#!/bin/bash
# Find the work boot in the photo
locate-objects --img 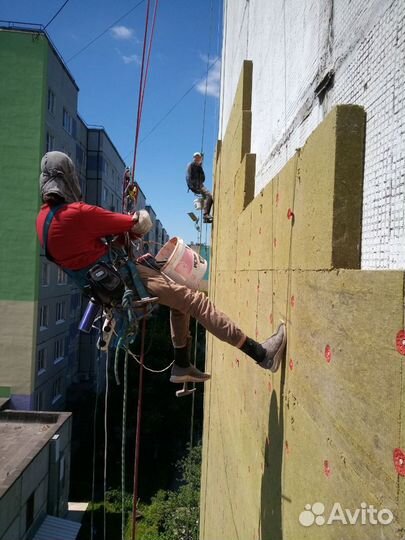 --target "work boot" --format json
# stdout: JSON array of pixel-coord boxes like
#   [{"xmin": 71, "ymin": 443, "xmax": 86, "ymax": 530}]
[
  {"xmin": 240, "ymin": 323, "xmax": 287, "ymax": 372},
  {"xmin": 258, "ymin": 323, "xmax": 287, "ymax": 372},
  {"xmin": 203, "ymin": 215, "xmax": 213, "ymax": 224},
  {"xmin": 170, "ymin": 364, "xmax": 211, "ymax": 384}
]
